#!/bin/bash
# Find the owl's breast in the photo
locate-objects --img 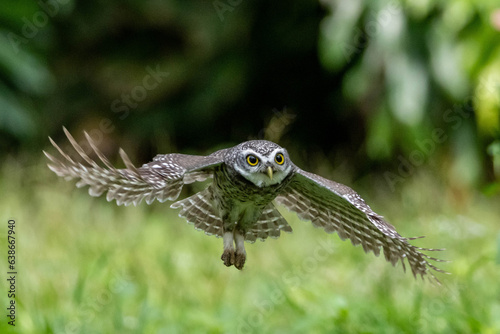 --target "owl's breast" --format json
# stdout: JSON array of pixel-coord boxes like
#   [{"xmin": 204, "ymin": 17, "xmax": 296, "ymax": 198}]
[{"xmin": 212, "ymin": 165, "xmax": 290, "ymax": 230}]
